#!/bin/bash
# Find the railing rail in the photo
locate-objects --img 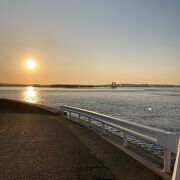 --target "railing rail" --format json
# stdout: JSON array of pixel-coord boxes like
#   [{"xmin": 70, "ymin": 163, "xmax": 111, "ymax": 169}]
[{"xmin": 60, "ymin": 105, "xmax": 180, "ymax": 174}]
